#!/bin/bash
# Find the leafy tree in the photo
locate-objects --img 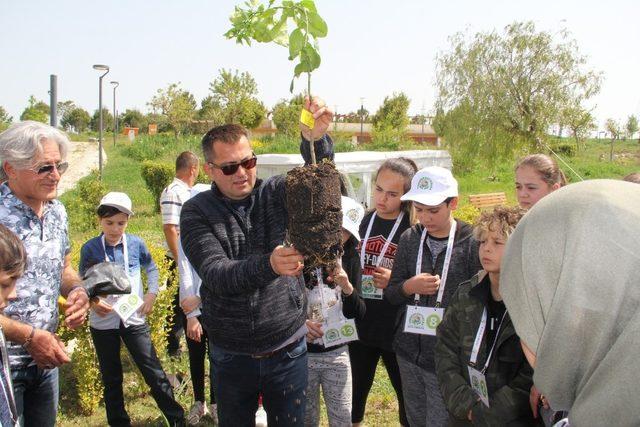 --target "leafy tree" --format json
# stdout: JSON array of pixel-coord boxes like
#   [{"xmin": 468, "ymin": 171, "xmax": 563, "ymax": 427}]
[
  {"xmin": 357, "ymin": 107, "xmax": 369, "ymax": 122},
  {"xmin": 61, "ymin": 107, "xmax": 91, "ymax": 132},
  {"xmin": 272, "ymin": 94, "xmax": 304, "ymax": 137},
  {"xmin": 20, "ymin": 95, "xmax": 50, "ymax": 123},
  {"xmin": 372, "ymin": 92, "xmax": 410, "ymax": 132},
  {"xmin": 435, "ymin": 21, "xmax": 602, "ymax": 166},
  {"xmin": 210, "ymin": 69, "xmax": 266, "ymax": 129},
  {"xmin": 433, "ymin": 102, "xmax": 514, "ymax": 172},
  {"xmin": 57, "ymin": 100, "xmax": 76, "ymax": 124},
  {"xmin": 0, "ymin": 106, "xmax": 12, "ymax": 131},
  {"xmin": 369, "ymin": 92, "xmax": 411, "ymax": 147},
  {"xmin": 90, "ymin": 108, "xmax": 114, "ymax": 132},
  {"xmin": 605, "ymin": 118, "xmax": 621, "ymax": 161},
  {"xmin": 225, "ymin": 0, "xmax": 328, "ymax": 94},
  {"xmin": 625, "ymin": 115, "xmax": 638, "ymax": 139},
  {"xmin": 338, "ymin": 109, "xmax": 368, "ymax": 123},
  {"xmin": 120, "ymin": 109, "xmax": 147, "ymax": 130},
  {"xmin": 145, "ymin": 112, "xmax": 171, "ymax": 133},
  {"xmin": 561, "ymin": 106, "xmax": 595, "ymax": 152},
  {"xmin": 411, "ymin": 114, "xmax": 428, "ymax": 125},
  {"xmin": 147, "ymin": 83, "xmax": 197, "ymax": 137},
  {"xmin": 198, "ymin": 96, "xmax": 224, "ymax": 122}
]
